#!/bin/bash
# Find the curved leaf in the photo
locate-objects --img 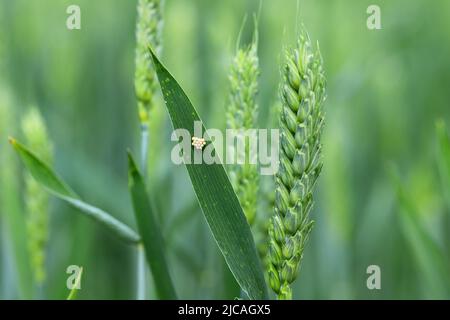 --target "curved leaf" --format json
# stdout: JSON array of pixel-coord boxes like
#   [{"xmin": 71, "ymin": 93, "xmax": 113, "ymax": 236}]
[
  {"xmin": 128, "ymin": 152, "xmax": 177, "ymax": 299},
  {"xmin": 436, "ymin": 120, "xmax": 450, "ymax": 208},
  {"xmin": 148, "ymin": 49, "xmax": 268, "ymax": 300},
  {"xmin": 9, "ymin": 138, "xmax": 140, "ymax": 244},
  {"xmin": 390, "ymin": 168, "xmax": 450, "ymax": 297}
]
